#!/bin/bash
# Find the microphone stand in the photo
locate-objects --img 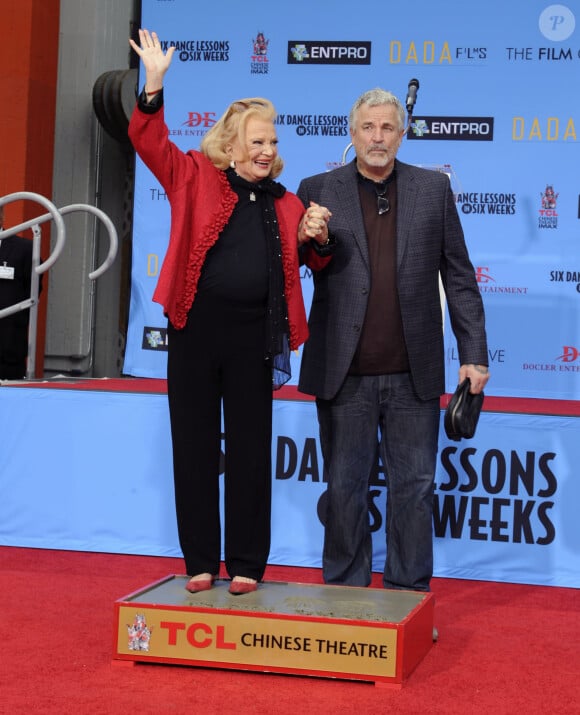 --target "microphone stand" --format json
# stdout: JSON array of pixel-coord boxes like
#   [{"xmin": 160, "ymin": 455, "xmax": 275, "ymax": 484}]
[{"xmin": 404, "ymin": 78, "xmax": 420, "ymax": 135}]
